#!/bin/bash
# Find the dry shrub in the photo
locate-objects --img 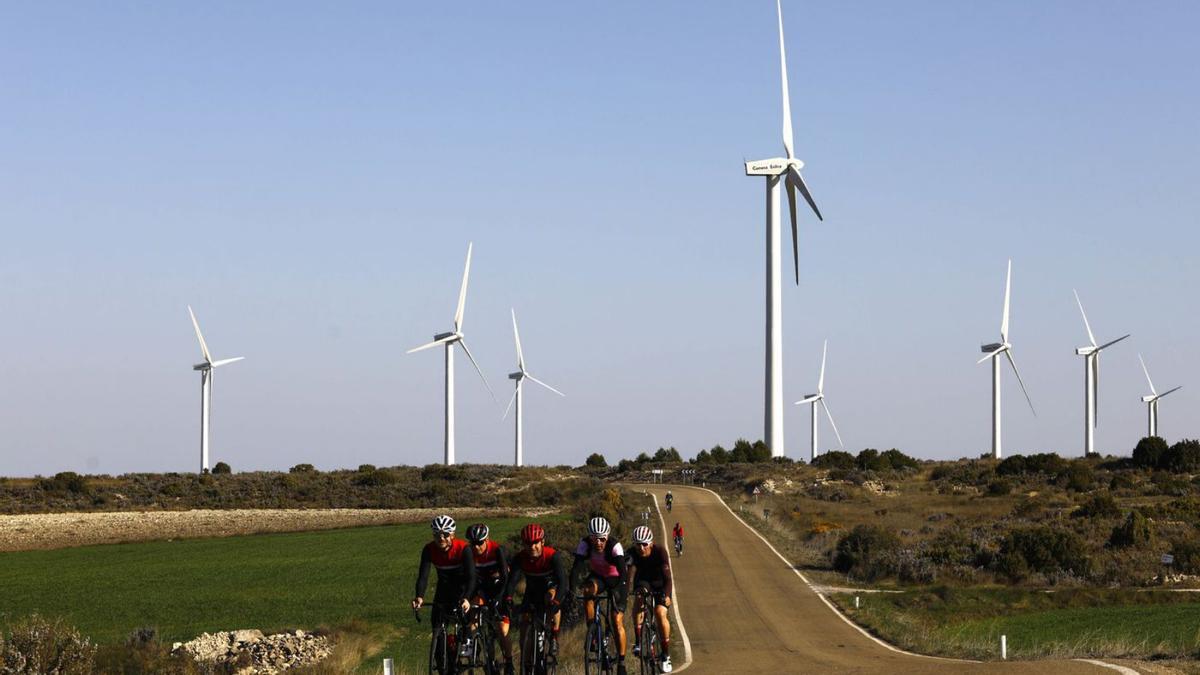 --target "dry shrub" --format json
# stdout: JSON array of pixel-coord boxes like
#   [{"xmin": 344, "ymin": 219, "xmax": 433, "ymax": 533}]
[{"xmin": 0, "ymin": 614, "xmax": 97, "ymax": 674}]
